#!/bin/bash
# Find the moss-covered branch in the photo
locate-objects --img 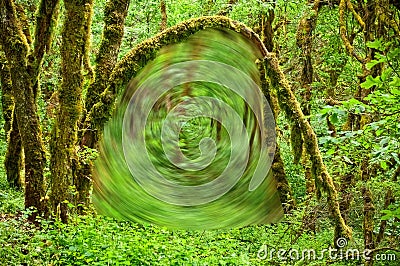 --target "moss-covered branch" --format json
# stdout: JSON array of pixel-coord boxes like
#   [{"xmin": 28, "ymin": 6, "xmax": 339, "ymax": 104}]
[
  {"xmin": 256, "ymin": 6, "xmax": 295, "ymax": 212},
  {"xmin": 28, "ymin": 0, "xmax": 60, "ymax": 96},
  {"xmin": 339, "ymin": 0, "xmax": 365, "ymax": 63},
  {"xmin": 81, "ymin": 15, "xmax": 349, "ymax": 237},
  {"xmin": 83, "ymin": 0, "xmax": 130, "ymax": 124},
  {"xmin": 264, "ymin": 54, "xmax": 352, "ymax": 239},
  {"xmin": 346, "ymin": 0, "xmax": 365, "ymax": 30}
]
